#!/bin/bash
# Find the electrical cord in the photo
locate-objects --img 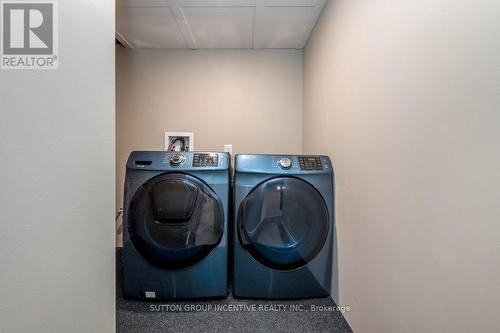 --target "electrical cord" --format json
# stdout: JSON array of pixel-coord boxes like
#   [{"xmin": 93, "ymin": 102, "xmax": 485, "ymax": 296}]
[
  {"xmin": 116, "ymin": 208, "xmax": 123, "ymax": 234},
  {"xmin": 116, "ymin": 208, "xmax": 123, "ymax": 220},
  {"xmin": 167, "ymin": 137, "xmax": 187, "ymax": 151}
]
